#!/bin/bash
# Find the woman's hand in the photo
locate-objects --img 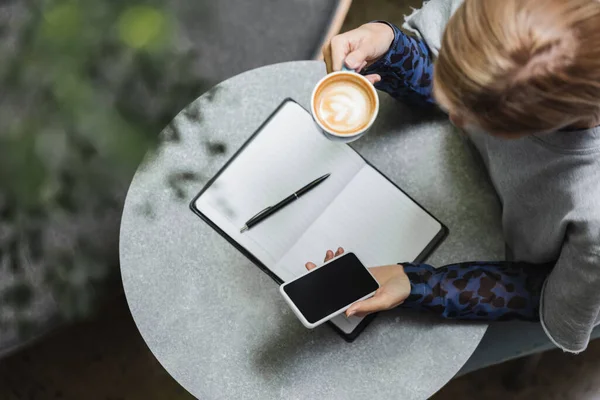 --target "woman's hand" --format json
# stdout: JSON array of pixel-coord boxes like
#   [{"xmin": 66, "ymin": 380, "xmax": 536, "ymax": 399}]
[
  {"xmin": 322, "ymin": 22, "xmax": 395, "ymax": 84},
  {"xmin": 305, "ymin": 247, "xmax": 411, "ymax": 318}
]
